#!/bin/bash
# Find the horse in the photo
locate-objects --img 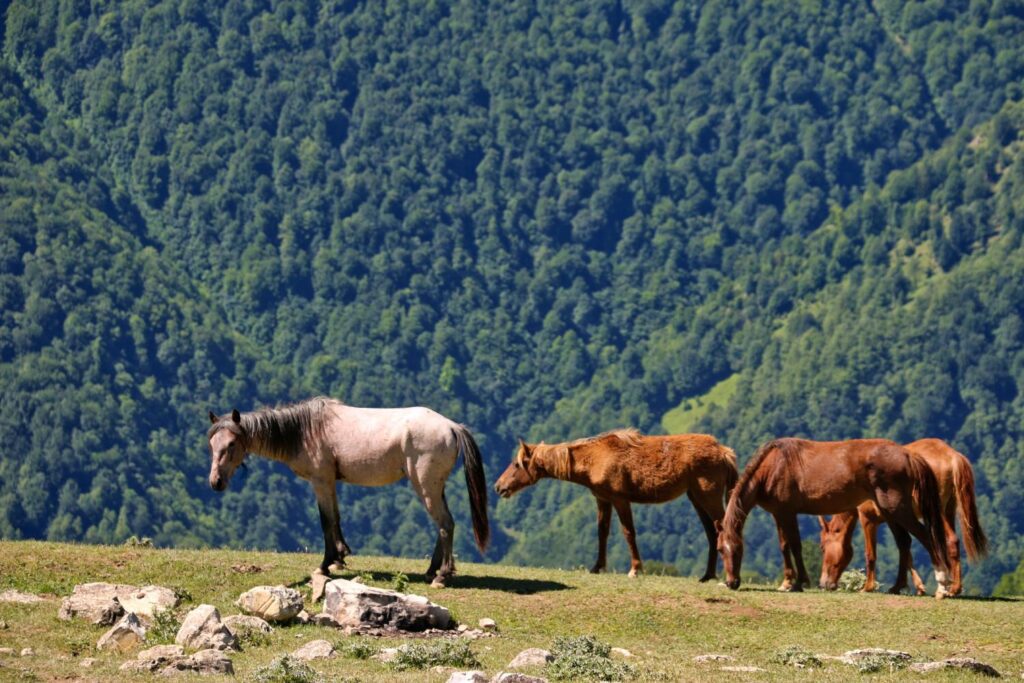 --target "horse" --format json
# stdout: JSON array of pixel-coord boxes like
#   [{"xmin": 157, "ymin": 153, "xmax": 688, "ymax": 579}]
[
  {"xmin": 494, "ymin": 429, "xmax": 738, "ymax": 580},
  {"xmin": 207, "ymin": 396, "xmax": 489, "ymax": 587},
  {"xmin": 716, "ymin": 438, "xmax": 953, "ymax": 597},
  {"xmin": 818, "ymin": 438, "xmax": 987, "ymax": 595}
]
